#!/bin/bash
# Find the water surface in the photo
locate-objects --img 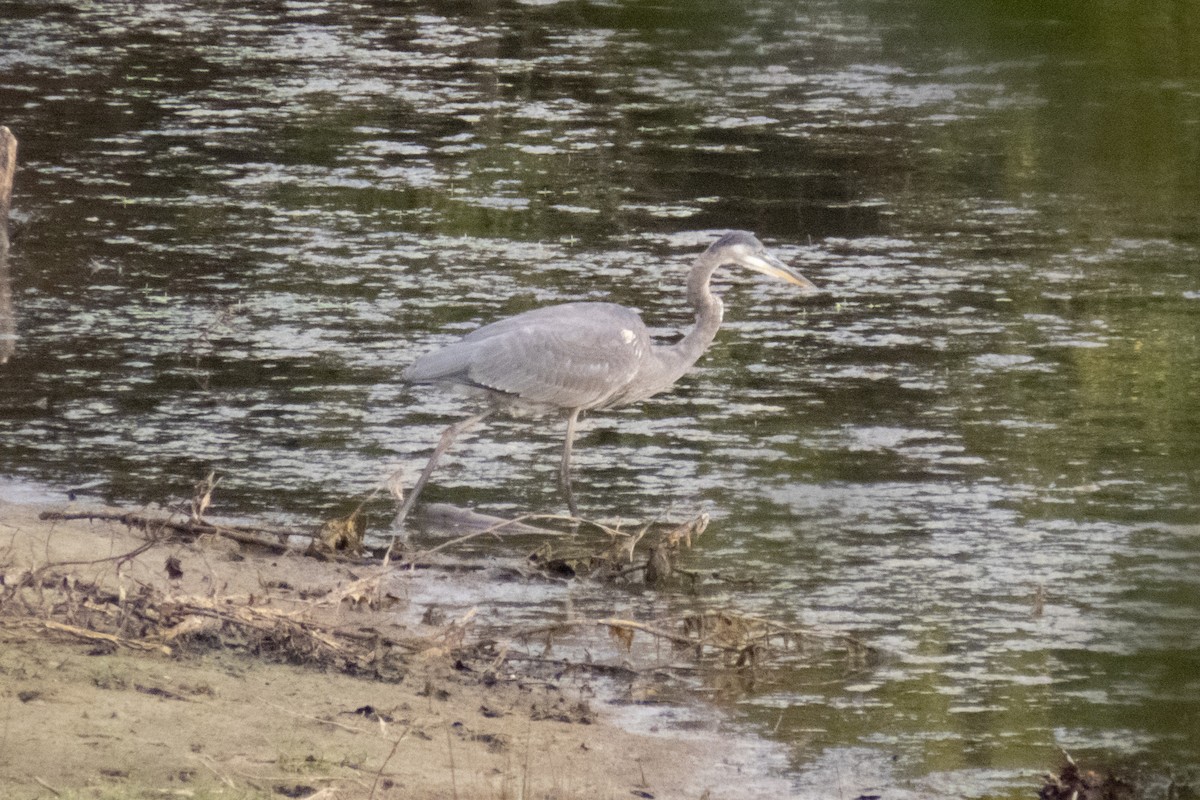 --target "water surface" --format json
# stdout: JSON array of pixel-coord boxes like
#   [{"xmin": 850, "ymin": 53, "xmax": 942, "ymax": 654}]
[{"xmin": 1, "ymin": 1, "xmax": 1198, "ymax": 796}]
